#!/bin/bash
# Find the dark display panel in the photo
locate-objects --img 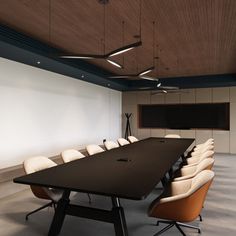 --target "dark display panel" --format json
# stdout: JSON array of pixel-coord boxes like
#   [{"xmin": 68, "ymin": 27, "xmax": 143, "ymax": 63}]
[{"xmin": 139, "ymin": 103, "xmax": 229, "ymax": 130}]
